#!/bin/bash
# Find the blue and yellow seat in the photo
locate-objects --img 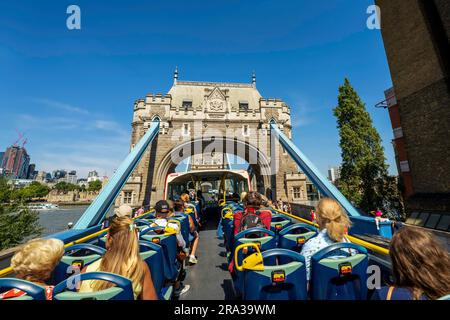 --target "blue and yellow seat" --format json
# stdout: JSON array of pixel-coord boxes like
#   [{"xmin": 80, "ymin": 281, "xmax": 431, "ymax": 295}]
[
  {"xmin": 53, "ymin": 243, "xmax": 106, "ymax": 284},
  {"xmin": 53, "ymin": 272, "xmax": 134, "ymax": 300},
  {"xmin": 238, "ymin": 247, "xmax": 308, "ymax": 300},
  {"xmin": 139, "ymin": 226, "xmax": 179, "ymax": 281},
  {"xmin": 278, "ymin": 223, "xmax": 318, "ymax": 257},
  {"xmin": 232, "ymin": 227, "xmax": 277, "ymax": 297},
  {"xmin": 139, "ymin": 240, "xmax": 171, "ymax": 300},
  {"xmin": 311, "ymin": 243, "xmax": 368, "ymax": 300}
]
